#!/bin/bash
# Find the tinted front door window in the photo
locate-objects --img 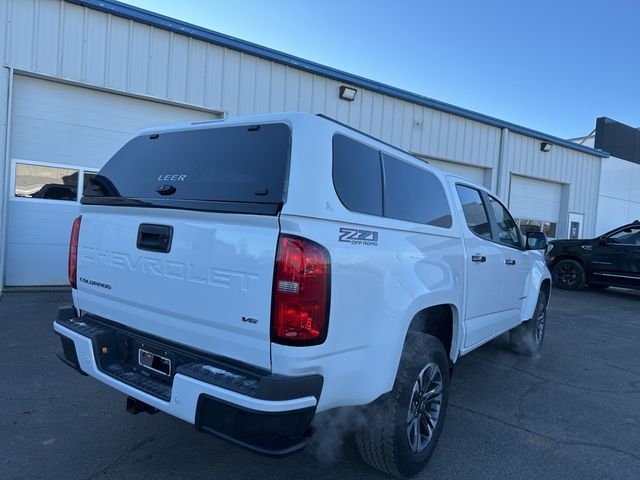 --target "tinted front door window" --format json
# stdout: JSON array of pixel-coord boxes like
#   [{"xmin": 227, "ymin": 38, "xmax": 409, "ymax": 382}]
[
  {"xmin": 593, "ymin": 226, "xmax": 640, "ymax": 284},
  {"xmin": 608, "ymin": 227, "xmax": 640, "ymax": 245},
  {"xmin": 488, "ymin": 196, "xmax": 523, "ymax": 249}
]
